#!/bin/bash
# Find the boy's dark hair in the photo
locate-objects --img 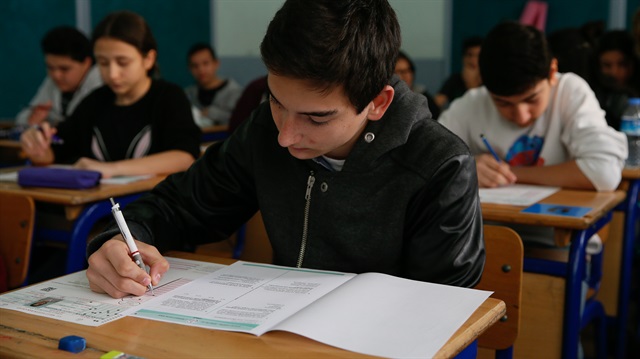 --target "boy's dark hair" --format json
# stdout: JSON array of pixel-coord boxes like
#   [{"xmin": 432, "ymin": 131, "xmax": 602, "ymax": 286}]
[
  {"xmin": 41, "ymin": 26, "xmax": 92, "ymax": 63},
  {"xmin": 462, "ymin": 36, "xmax": 483, "ymax": 53},
  {"xmin": 547, "ymin": 28, "xmax": 592, "ymax": 81},
  {"xmin": 187, "ymin": 43, "xmax": 217, "ymax": 62},
  {"xmin": 397, "ymin": 50, "xmax": 416, "ymax": 74},
  {"xmin": 594, "ymin": 30, "xmax": 635, "ymax": 63},
  {"xmin": 92, "ymin": 11, "xmax": 158, "ymax": 77},
  {"xmin": 479, "ymin": 22, "xmax": 552, "ymax": 96},
  {"xmin": 260, "ymin": 0, "xmax": 401, "ymax": 114}
]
